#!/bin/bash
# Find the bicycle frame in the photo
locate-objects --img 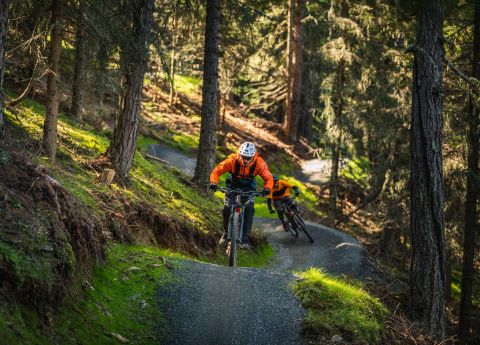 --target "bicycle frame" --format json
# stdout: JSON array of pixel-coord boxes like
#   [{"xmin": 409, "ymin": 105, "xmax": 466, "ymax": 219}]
[
  {"xmin": 218, "ymin": 187, "xmax": 262, "ymax": 267},
  {"xmin": 279, "ymin": 196, "xmax": 314, "ymax": 243}
]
